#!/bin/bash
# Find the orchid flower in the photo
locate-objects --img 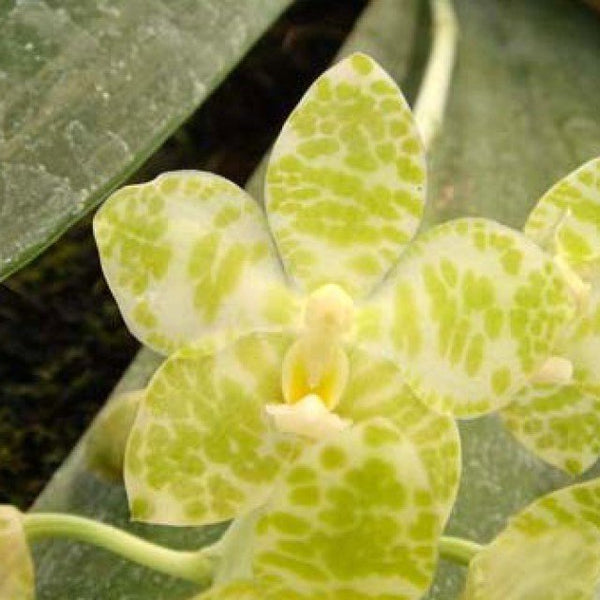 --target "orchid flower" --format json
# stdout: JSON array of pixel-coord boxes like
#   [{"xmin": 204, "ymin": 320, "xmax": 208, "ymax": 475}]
[
  {"xmin": 91, "ymin": 53, "xmax": 574, "ymax": 597},
  {"xmin": 462, "ymin": 476, "xmax": 600, "ymax": 599},
  {"xmin": 497, "ymin": 157, "xmax": 600, "ymax": 475}
]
